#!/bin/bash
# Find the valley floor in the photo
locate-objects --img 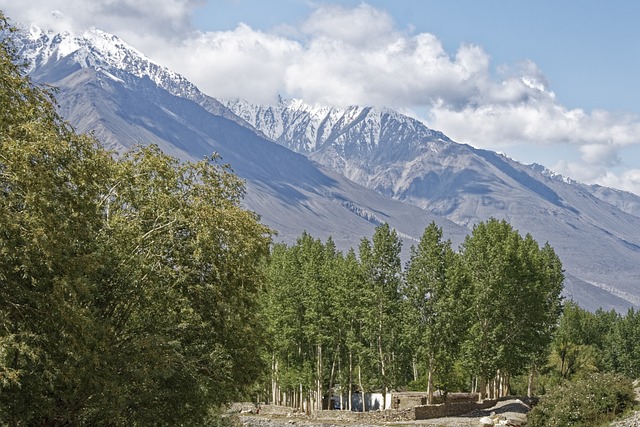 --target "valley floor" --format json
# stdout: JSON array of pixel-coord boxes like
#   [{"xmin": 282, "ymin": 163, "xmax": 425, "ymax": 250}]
[
  {"xmin": 239, "ymin": 398, "xmax": 640, "ymax": 427},
  {"xmin": 238, "ymin": 398, "xmax": 529, "ymax": 427}
]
